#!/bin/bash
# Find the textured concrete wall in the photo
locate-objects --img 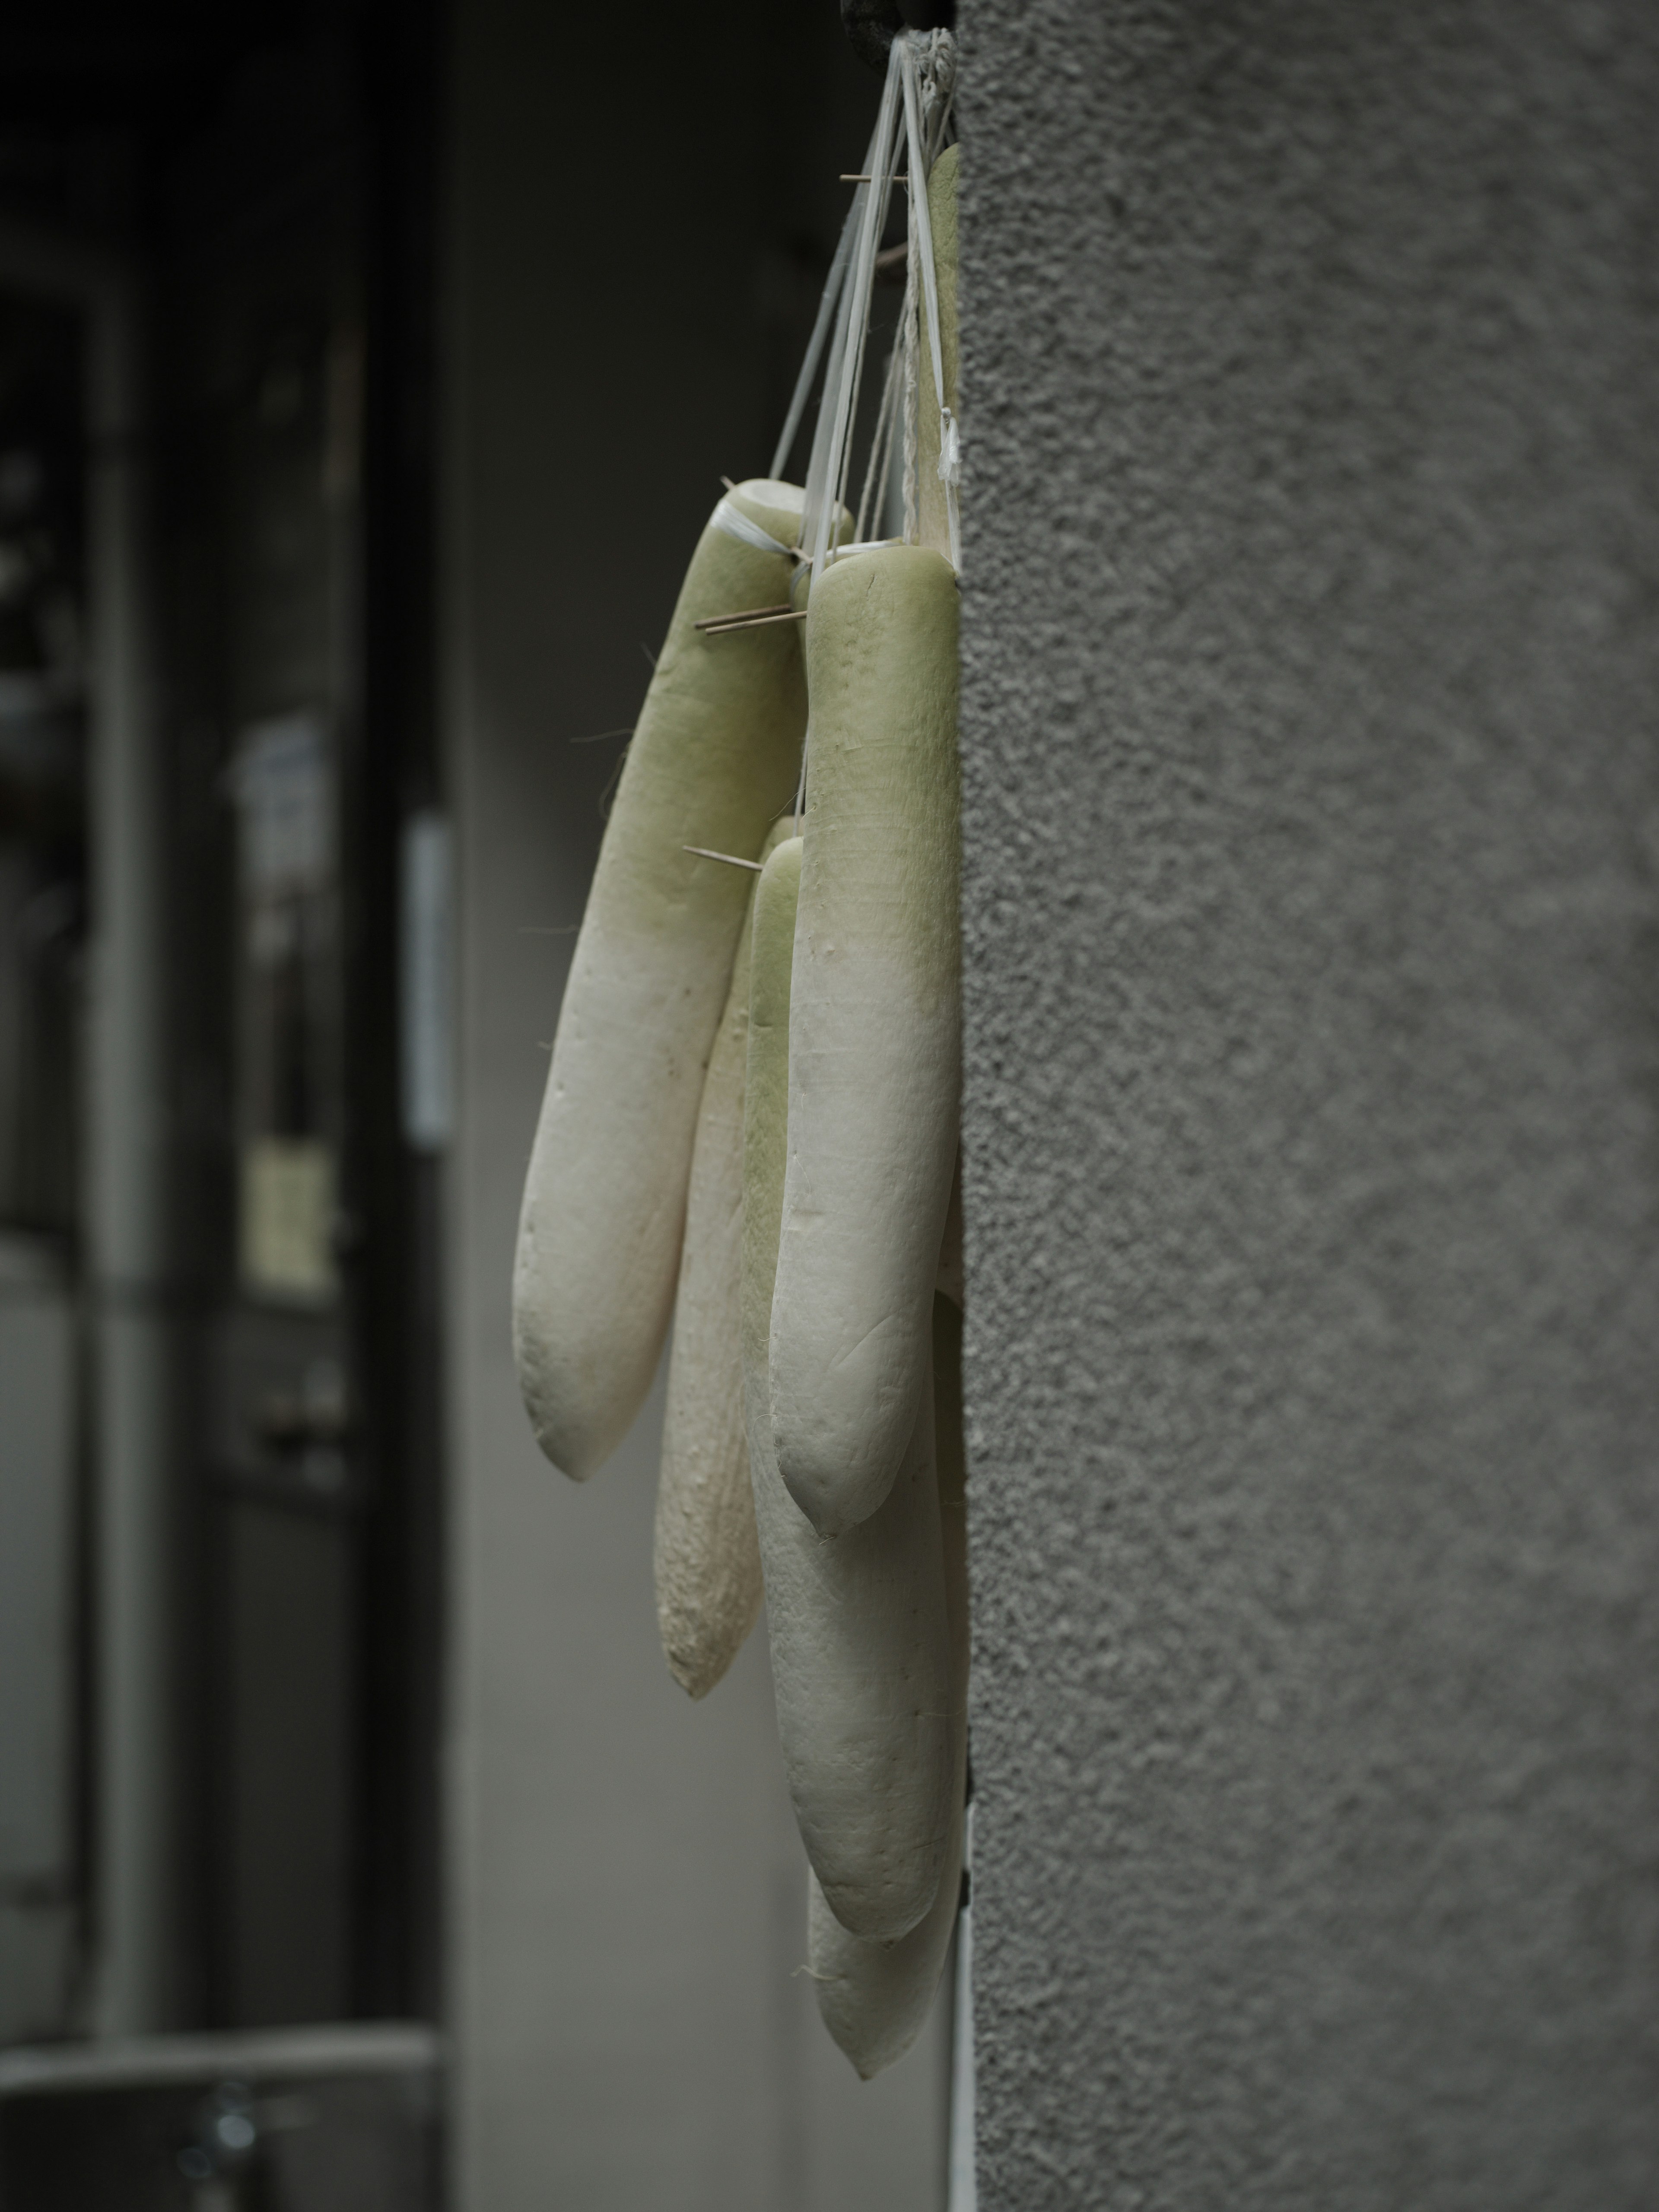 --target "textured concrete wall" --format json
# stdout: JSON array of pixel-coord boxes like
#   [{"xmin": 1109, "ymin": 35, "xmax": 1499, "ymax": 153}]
[{"xmin": 954, "ymin": 5, "xmax": 1659, "ymax": 2206}]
